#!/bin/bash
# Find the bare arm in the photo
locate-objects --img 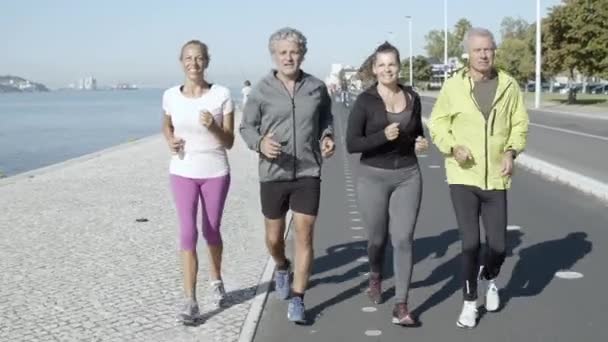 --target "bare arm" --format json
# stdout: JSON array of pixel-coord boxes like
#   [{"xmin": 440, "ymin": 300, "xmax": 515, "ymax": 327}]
[
  {"xmin": 208, "ymin": 112, "xmax": 235, "ymax": 149},
  {"xmin": 162, "ymin": 112, "xmax": 174, "ymax": 143}
]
